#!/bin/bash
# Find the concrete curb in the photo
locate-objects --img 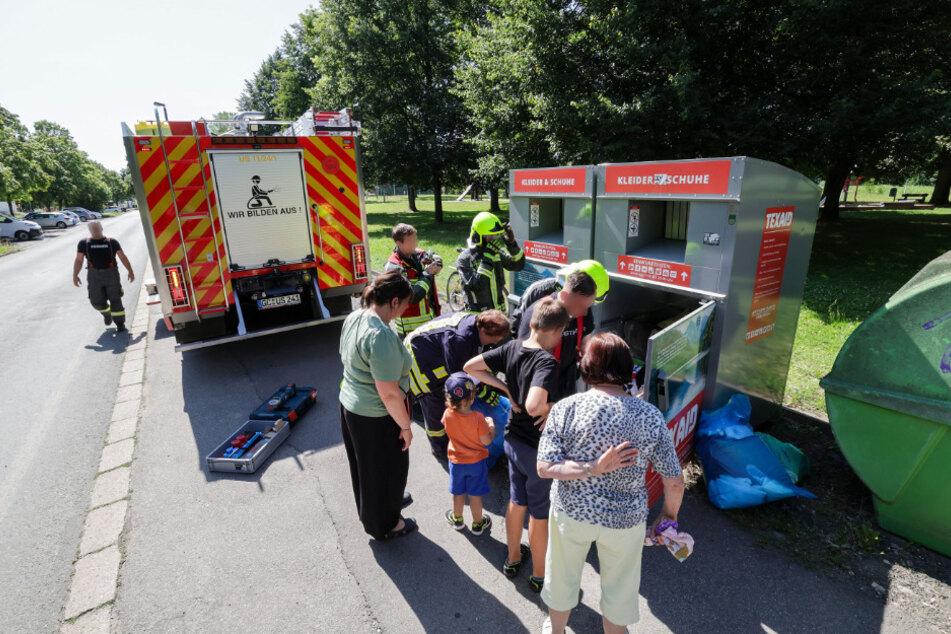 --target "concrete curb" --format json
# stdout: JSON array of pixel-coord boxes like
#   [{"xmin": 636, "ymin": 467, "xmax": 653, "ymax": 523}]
[{"xmin": 59, "ymin": 285, "xmax": 151, "ymax": 632}]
